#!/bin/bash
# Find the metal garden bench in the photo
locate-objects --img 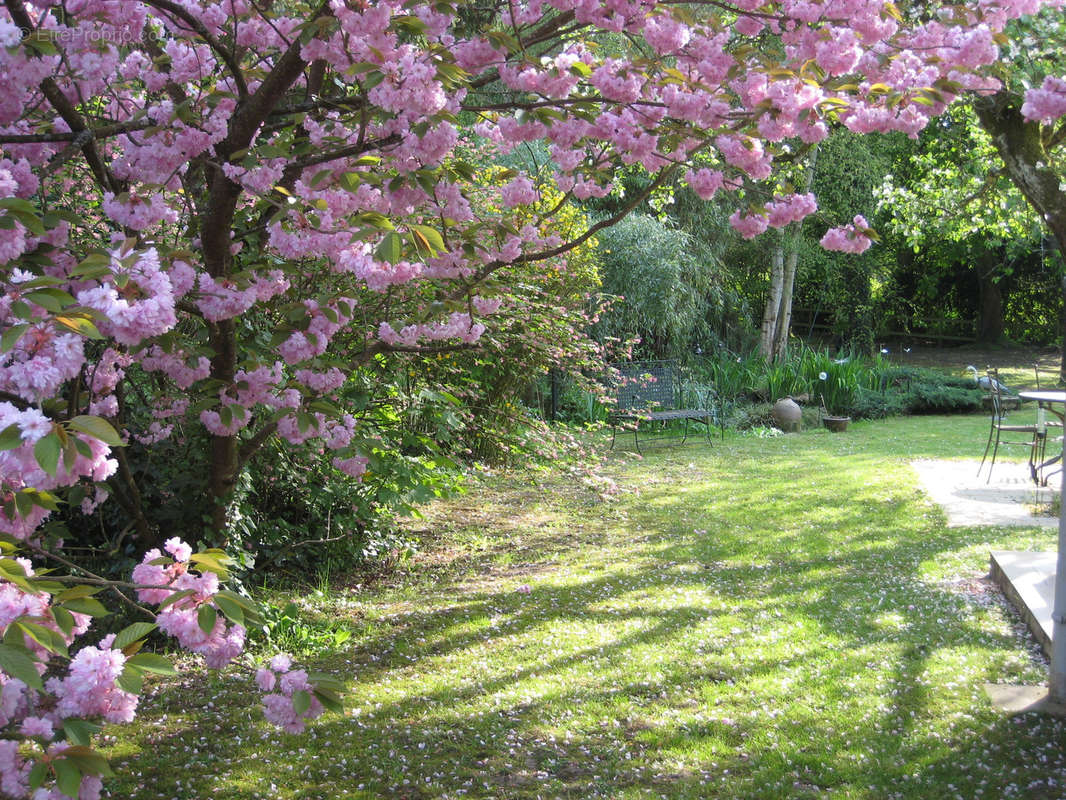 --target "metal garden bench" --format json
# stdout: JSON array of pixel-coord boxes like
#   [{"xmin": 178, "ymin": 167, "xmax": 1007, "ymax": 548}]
[{"xmin": 608, "ymin": 360, "xmax": 721, "ymax": 452}]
